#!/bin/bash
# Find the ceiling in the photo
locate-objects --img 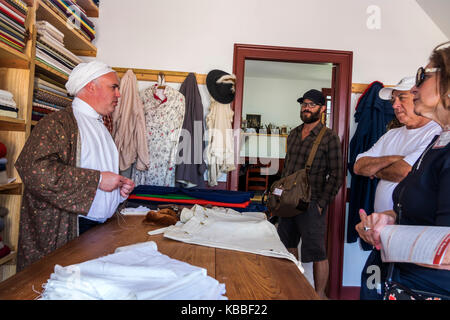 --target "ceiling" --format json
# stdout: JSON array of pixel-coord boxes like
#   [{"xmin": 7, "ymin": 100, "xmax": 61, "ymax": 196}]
[
  {"xmin": 416, "ymin": 0, "xmax": 450, "ymax": 39},
  {"xmin": 245, "ymin": 60, "xmax": 333, "ymax": 82}
]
